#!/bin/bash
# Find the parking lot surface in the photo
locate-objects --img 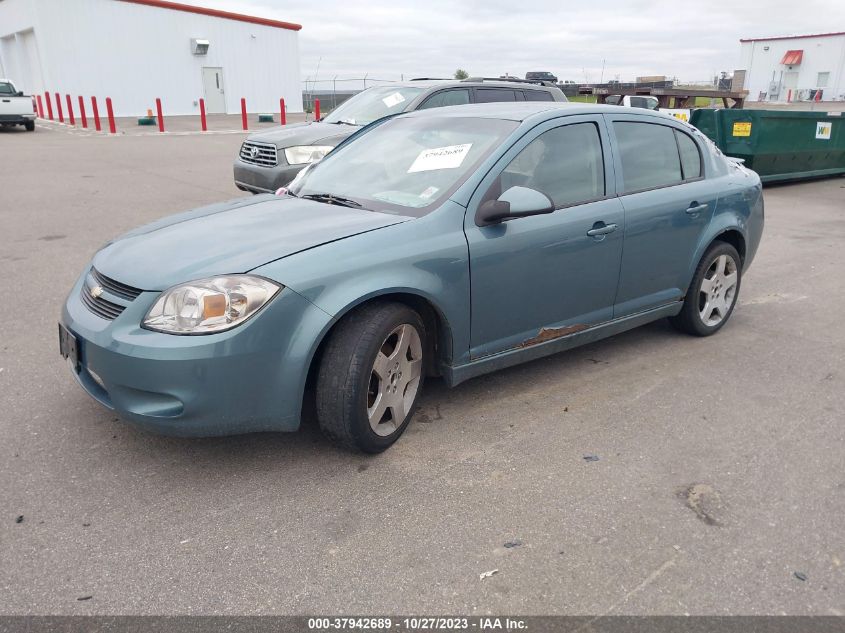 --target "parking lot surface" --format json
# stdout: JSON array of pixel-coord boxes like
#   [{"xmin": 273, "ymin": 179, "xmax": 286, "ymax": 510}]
[{"xmin": 1, "ymin": 122, "xmax": 843, "ymax": 615}]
